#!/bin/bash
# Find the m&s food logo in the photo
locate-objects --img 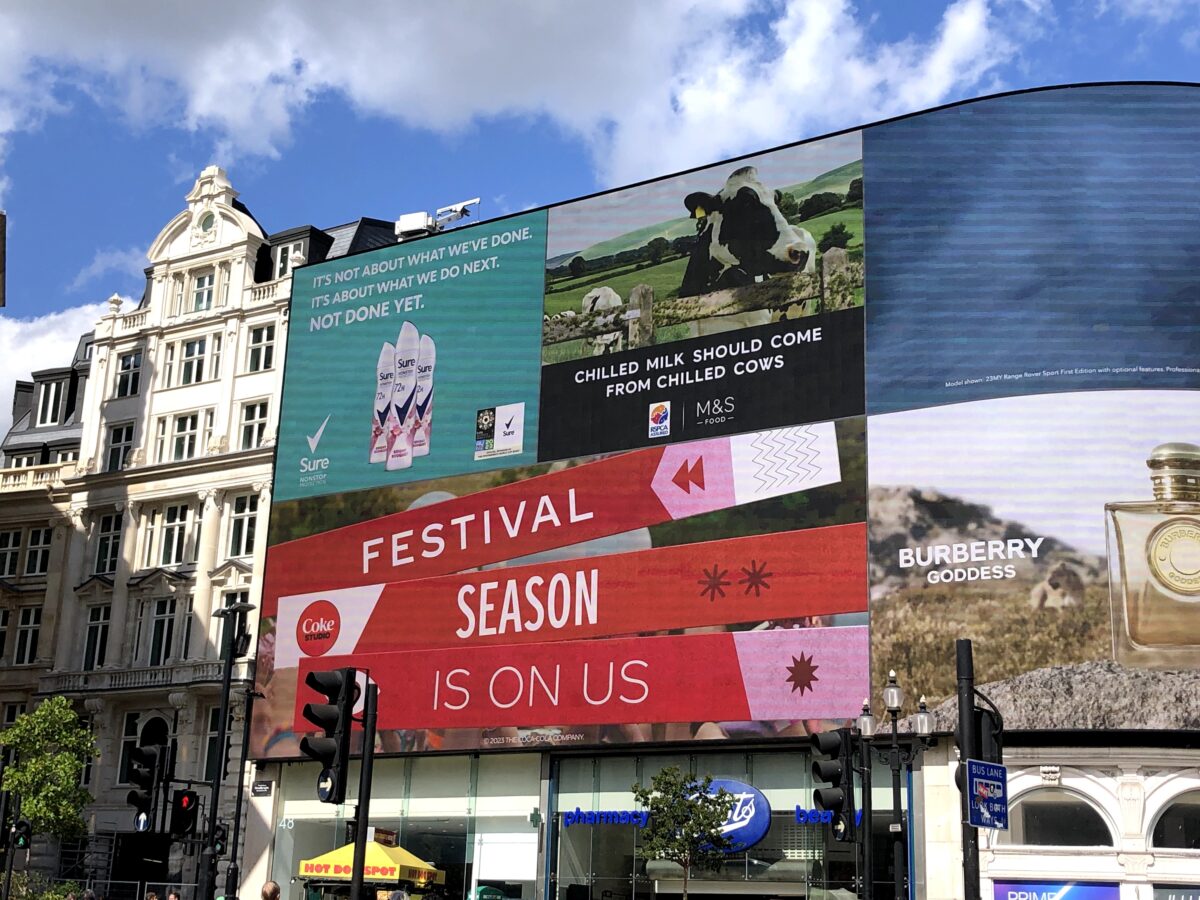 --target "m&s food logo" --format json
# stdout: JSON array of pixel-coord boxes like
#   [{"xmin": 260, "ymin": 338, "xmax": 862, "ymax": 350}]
[
  {"xmin": 296, "ymin": 599, "xmax": 341, "ymax": 657},
  {"xmin": 648, "ymin": 401, "xmax": 671, "ymax": 439}
]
